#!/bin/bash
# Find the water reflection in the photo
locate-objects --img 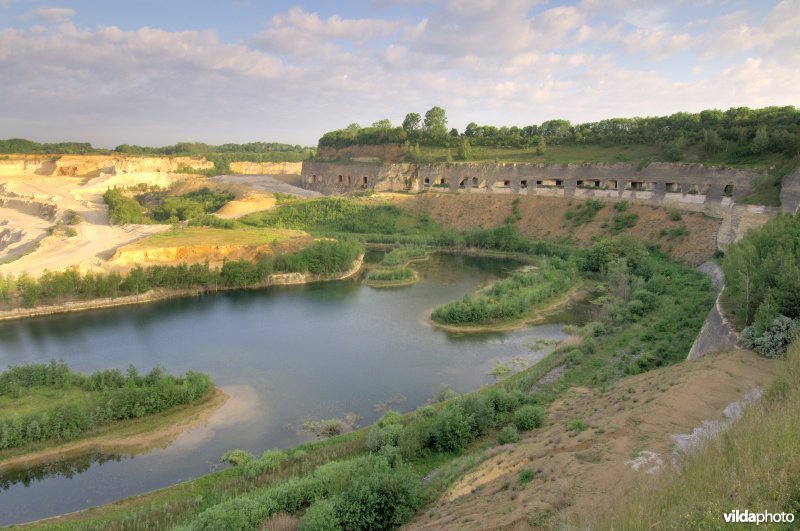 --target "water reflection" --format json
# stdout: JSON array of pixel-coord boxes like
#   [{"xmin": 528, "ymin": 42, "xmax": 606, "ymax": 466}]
[{"xmin": 0, "ymin": 453, "xmax": 124, "ymax": 491}]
